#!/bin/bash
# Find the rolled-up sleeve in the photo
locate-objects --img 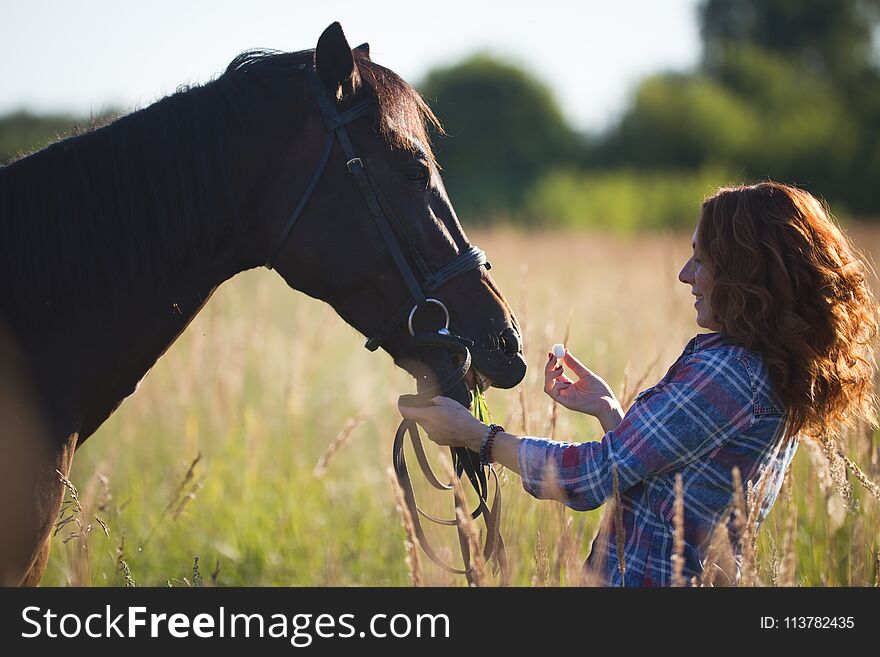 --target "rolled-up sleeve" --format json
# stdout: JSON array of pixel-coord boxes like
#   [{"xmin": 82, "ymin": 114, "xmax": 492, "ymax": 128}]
[{"xmin": 517, "ymin": 349, "xmax": 754, "ymax": 511}]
